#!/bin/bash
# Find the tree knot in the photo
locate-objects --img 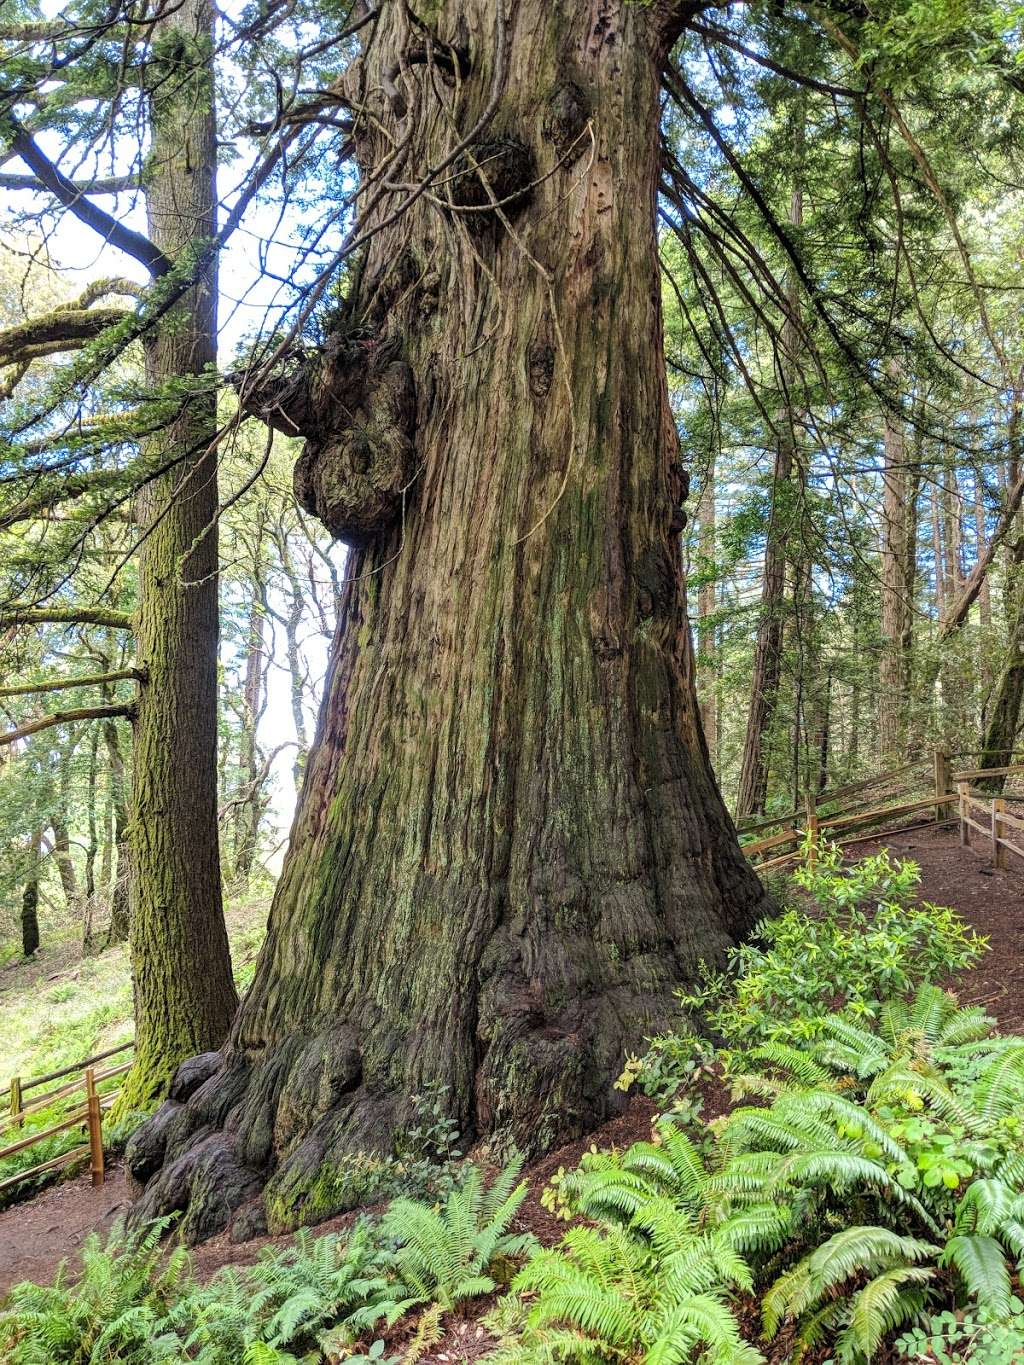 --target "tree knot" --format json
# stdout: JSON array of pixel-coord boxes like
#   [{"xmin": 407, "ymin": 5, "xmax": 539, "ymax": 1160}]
[{"xmin": 238, "ymin": 333, "xmax": 417, "ymax": 546}]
